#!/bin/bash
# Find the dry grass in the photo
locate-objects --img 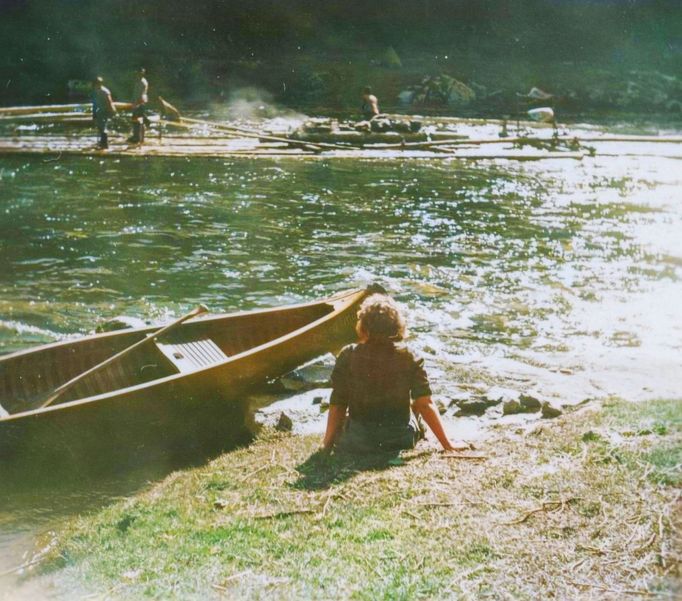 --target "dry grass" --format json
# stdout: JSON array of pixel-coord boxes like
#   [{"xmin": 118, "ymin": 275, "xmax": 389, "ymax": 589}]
[{"xmin": 35, "ymin": 398, "xmax": 681, "ymax": 600}]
